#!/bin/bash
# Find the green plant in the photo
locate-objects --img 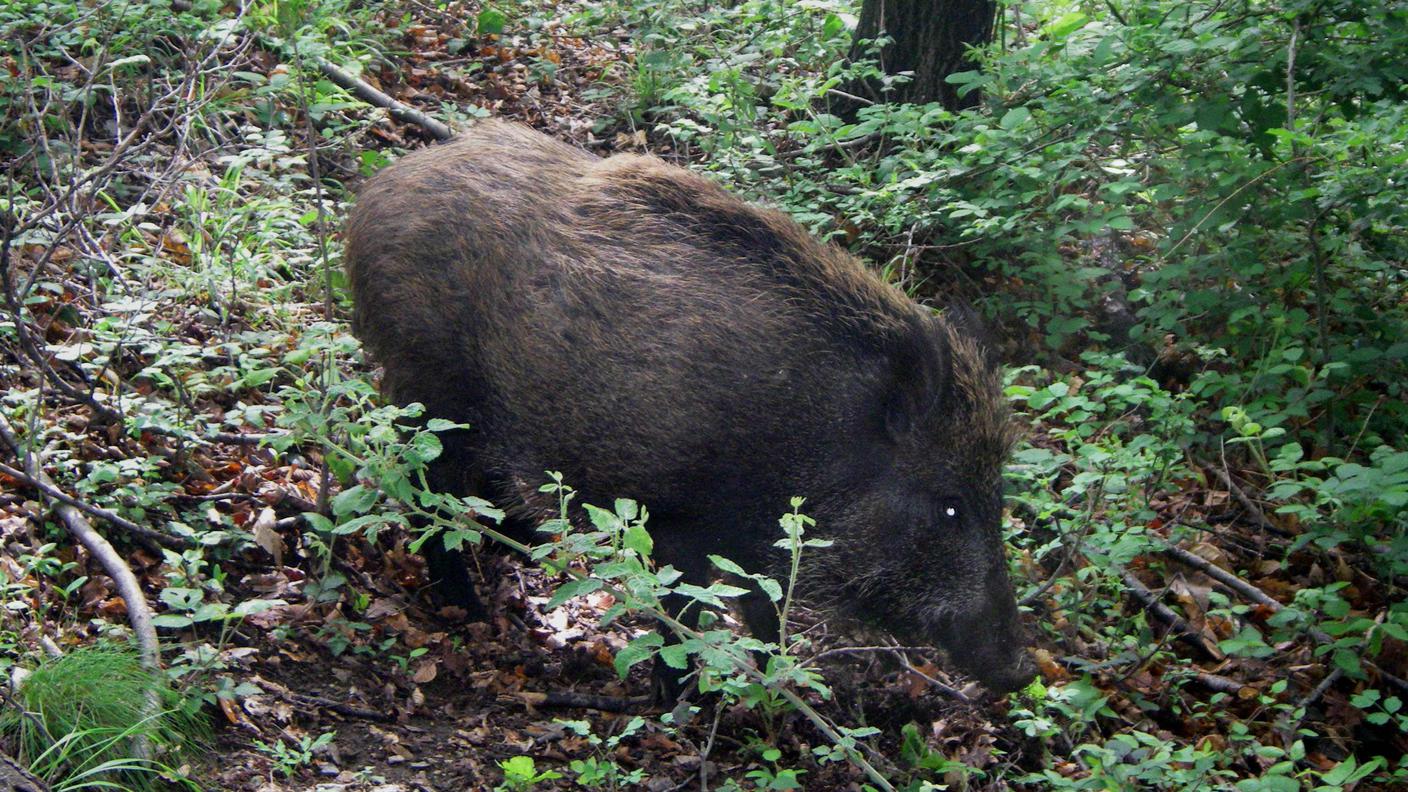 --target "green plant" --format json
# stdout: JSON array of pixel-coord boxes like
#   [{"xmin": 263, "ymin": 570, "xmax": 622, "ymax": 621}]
[
  {"xmin": 0, "ymin": 642, "xmax": 206, "ymax": 791},
  {"xmin": 253, "ymin": 730, "xmax": 335, "ymax": 778},
  {"xmin": 557, "ymin": 718, "xmax": 648, "ymax": 789},
  {"xmin": 496, "ymin": 755, "xmax": 563, "ymax": 790}
]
